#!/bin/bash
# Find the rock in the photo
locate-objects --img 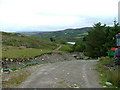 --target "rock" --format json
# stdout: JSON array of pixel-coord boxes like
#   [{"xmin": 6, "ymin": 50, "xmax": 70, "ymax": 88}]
[
  {"xmin": 67, "ymin": 73, "xmax": 70, "ymax": 75},
  {"xmin": 71, "ymin": 84, "xmax": 81, "ymax": 88},
  {"xmin": 54, "ymin": 78, "xmax": 58, "ymax": 80},
  {"xmin": 4, "ymin": 72, "xmax": 9, "ymax": 74},
  {"xmin": 105, "ymin": 82, "xmax": 112, "ymax": 86},
  {"xmin": 2, "ymin": 78, "xmax": 10, "ymax": 82},
  {"xmin": 14, "ymin": 70, "xmax": 18, "ymax": 72},
  {"xmin": 76, "ymin": 56, "xmax": 80, "ymax": 59},
  {"xmin": 18, "ymin": 62, "xmax": 21, "ymax": 64},
  {"xmin": 0, "ymin": 68, "xmax": 3, "ymax": 73},
  {"xmin": 103, "ymin": 86, "xmax": 107, "ymax": 87},
  {"xmin": 9, "ymin": 69, "xmax": 13, "ymax": 72},
  {"xmin": 5, "ymin": 58, "xmax": 8, "ymax": 61},
  {"xmin": 10, "ymin": 59, "xmax": 13, "ymax": 62}
]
